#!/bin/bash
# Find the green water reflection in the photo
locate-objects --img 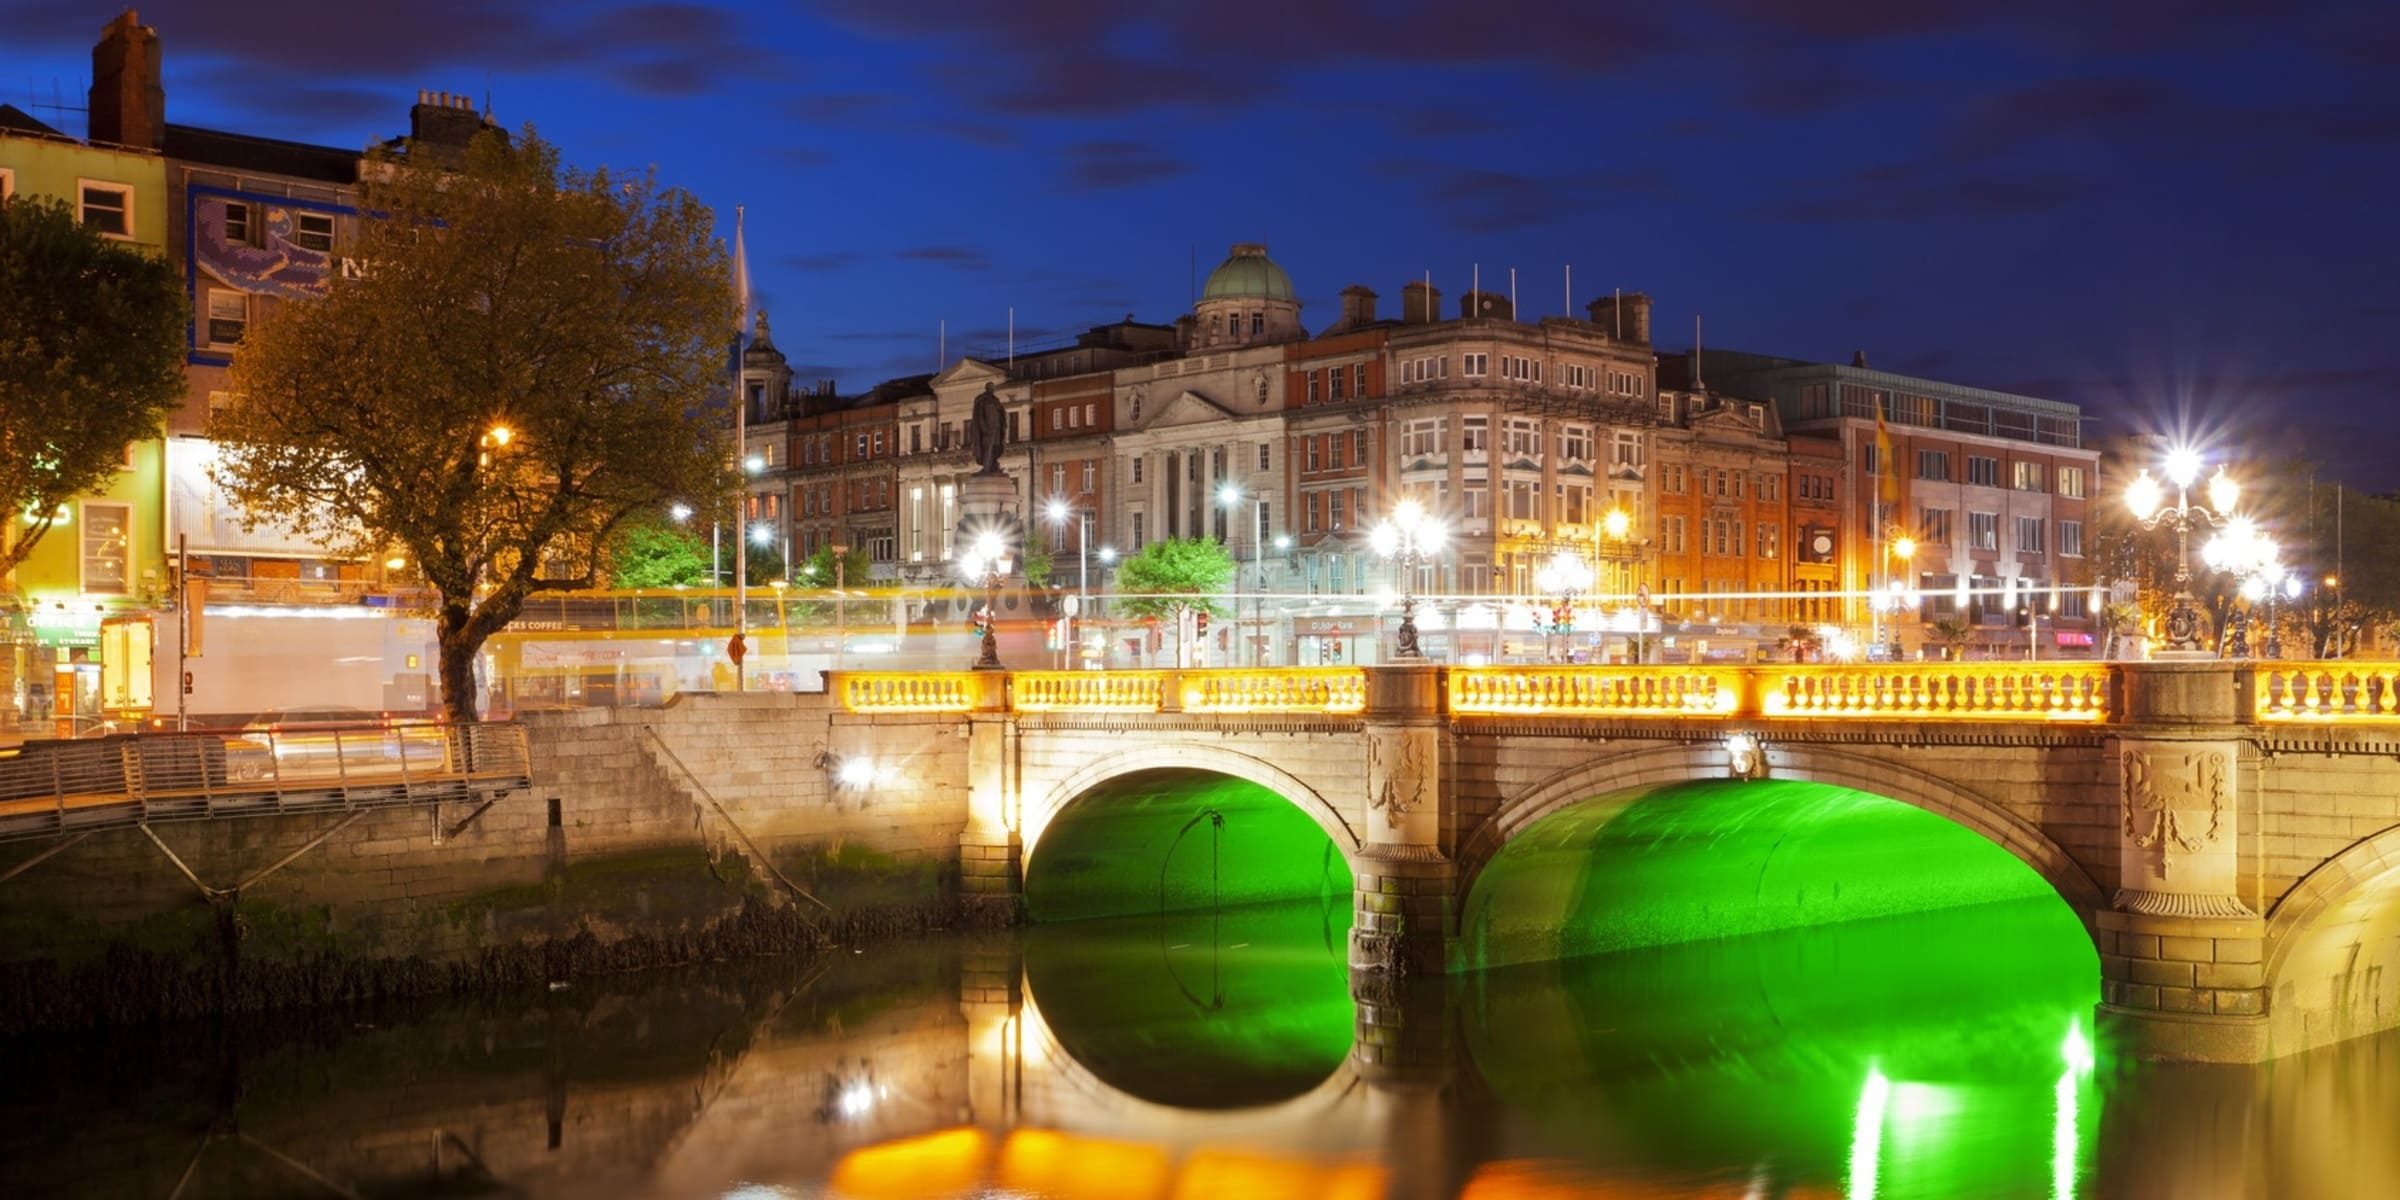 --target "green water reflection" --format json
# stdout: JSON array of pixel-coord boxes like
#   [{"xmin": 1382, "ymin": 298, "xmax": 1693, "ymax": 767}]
[
  {"xmin": 1025, "ymin": 768, "xmax": 1351, "ymax": 923},
  {"xmin": 1024, "ymin": 901, "xmax": 1355, "ymax": 1109}
]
